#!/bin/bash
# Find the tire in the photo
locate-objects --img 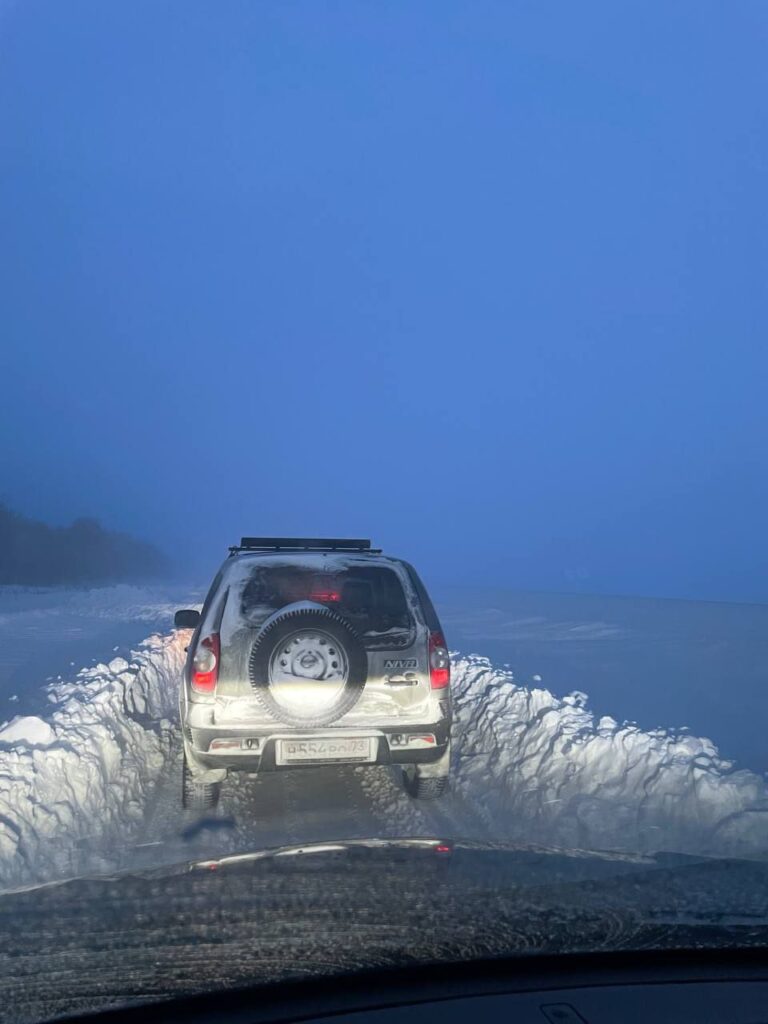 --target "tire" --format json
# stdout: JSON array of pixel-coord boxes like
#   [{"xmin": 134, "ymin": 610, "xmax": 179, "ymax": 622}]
[
  {"xmin": 403, "ymin": 773, "xmax": 449, "ymax": 800},
  {"xmin": 248, "ymin": 605, "xmax": 368, "ymax": 727},
  {"xmin": 402, "ymin": 742, "xmax": 450, "ymax": 800},
  {"xmin": 182, "ymin": 748, "xmax": 221, "ymax": 812}
]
